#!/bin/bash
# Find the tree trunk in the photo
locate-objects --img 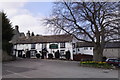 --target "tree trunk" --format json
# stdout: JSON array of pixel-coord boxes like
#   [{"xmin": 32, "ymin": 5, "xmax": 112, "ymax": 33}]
[{"xmin": 93, "ymin": 46, "xmax": 103, "ymax": 61}]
